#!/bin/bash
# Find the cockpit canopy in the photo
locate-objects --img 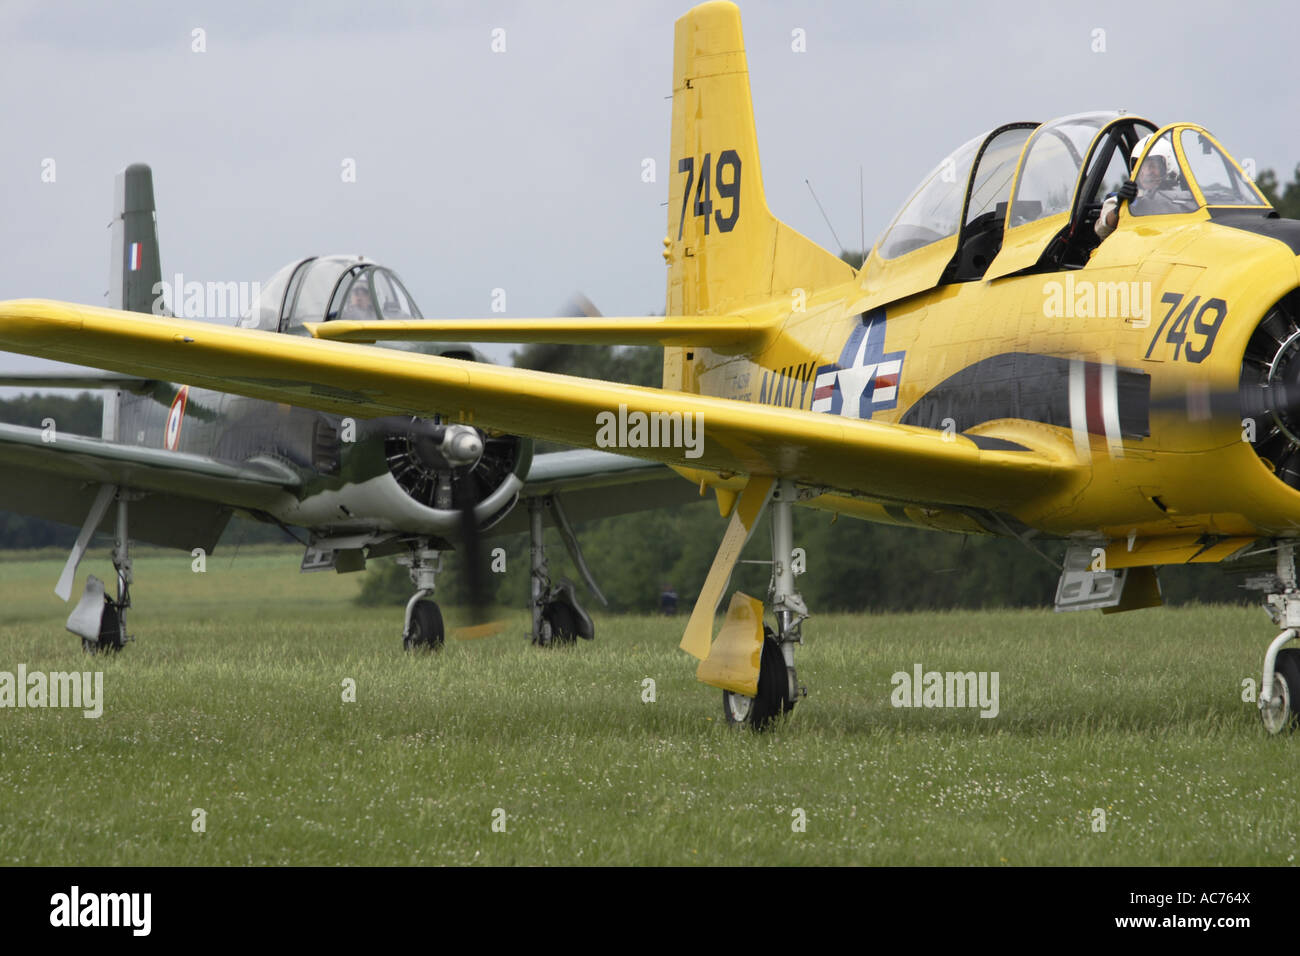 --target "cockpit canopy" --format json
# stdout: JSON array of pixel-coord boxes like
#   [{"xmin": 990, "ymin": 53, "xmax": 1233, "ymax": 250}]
[
  {"xmin": 860, "ymin": 111, "xmax": 1267, "ymax": 311},
  {"xmin": 1129, "ymin": 127, "xmax": 1268, "ymax": 216},
  {"xmin": 876, "ymin": 133, "xmax": 983, "ymax": 260},
  {"xmin": 240, "ymin": 256, "xmax": 423, "ymax": 333}
]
